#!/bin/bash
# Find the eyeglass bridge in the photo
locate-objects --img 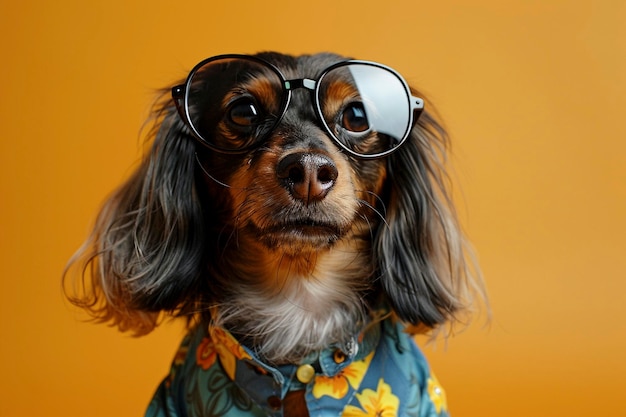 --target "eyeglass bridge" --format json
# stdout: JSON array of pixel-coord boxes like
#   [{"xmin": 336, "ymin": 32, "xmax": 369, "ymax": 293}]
[{"xmin": 284, "ymin": 78, "xmax": 317, "ymax": 91}]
